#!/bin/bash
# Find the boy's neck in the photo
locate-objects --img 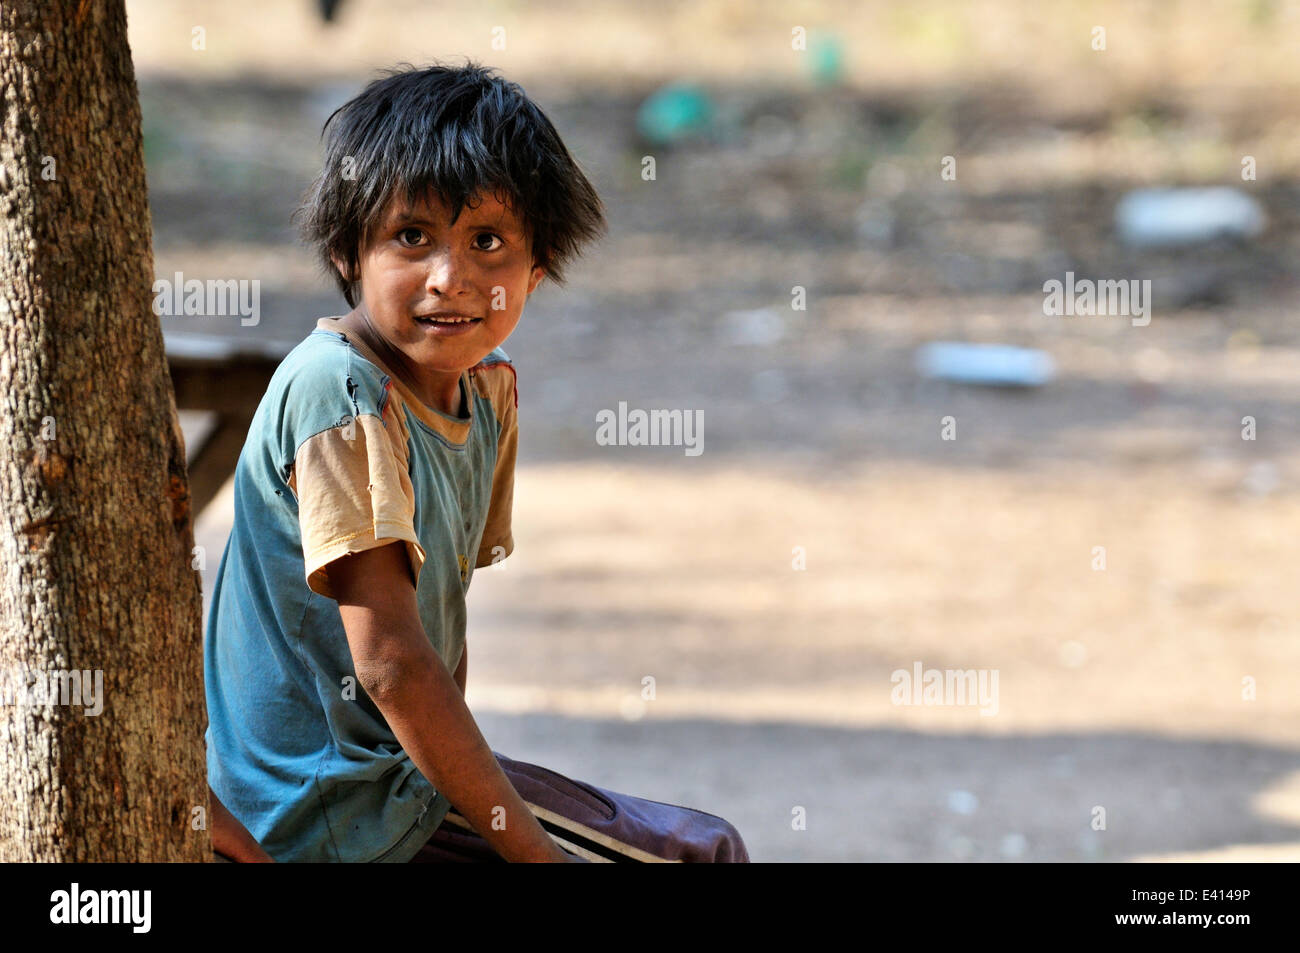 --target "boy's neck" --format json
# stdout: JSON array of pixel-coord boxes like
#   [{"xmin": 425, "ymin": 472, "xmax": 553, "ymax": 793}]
[{"xmin": 334, "ymin": 310, "xmax": 466, "ymax": 418}]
